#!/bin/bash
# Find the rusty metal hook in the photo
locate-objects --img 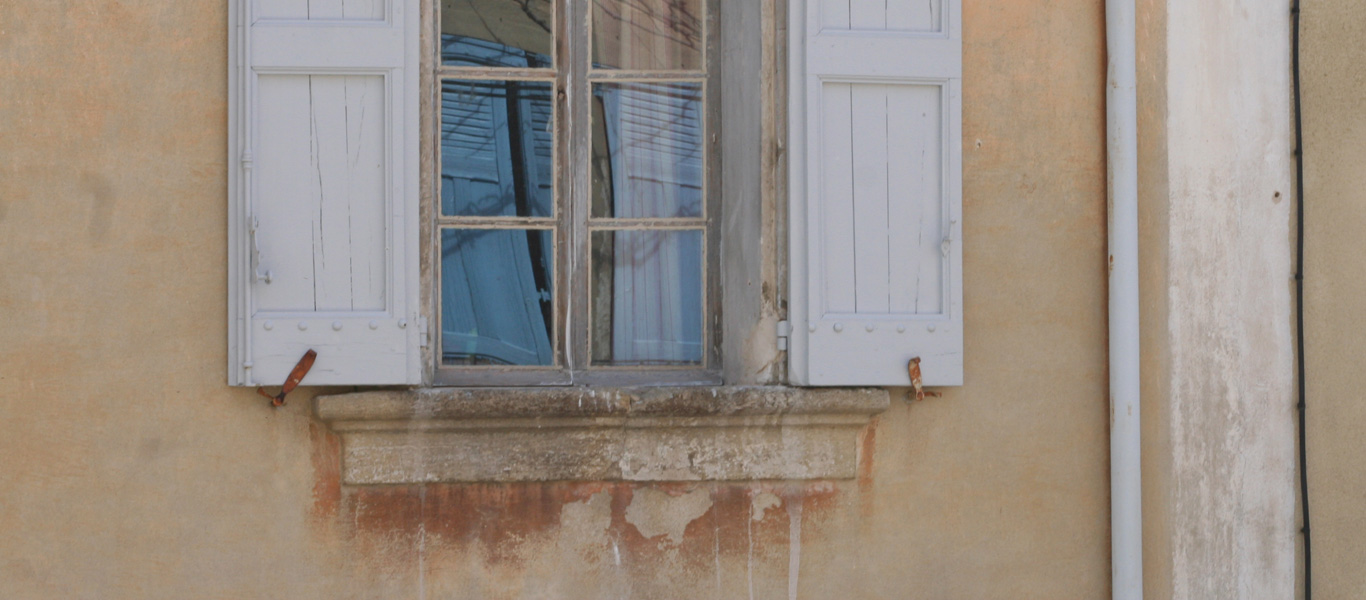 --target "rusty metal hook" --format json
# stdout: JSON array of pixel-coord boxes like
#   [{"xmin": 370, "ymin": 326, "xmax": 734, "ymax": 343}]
[
  {"xmin": 908, "ymin": 357, "xmax": 942, "ymax": 401},
  {"xmin": 256, "ymin": 349, "xmax": 317, "ymax": 407}
]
